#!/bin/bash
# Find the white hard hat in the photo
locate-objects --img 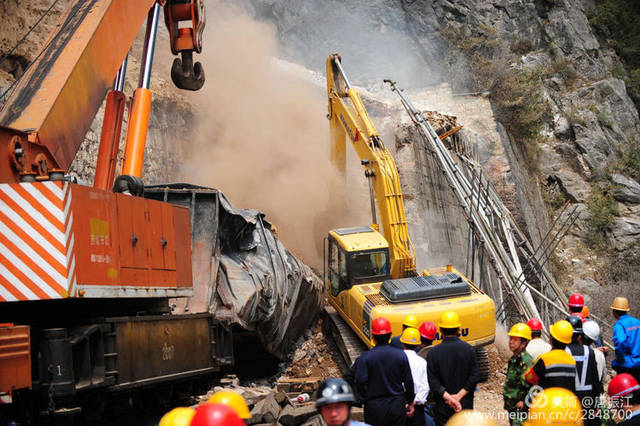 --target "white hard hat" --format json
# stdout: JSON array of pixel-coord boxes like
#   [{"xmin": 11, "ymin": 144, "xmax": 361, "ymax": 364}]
[{"xmin": 583, "ymin": 320, "xmax": 600, "ymax": 342}]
